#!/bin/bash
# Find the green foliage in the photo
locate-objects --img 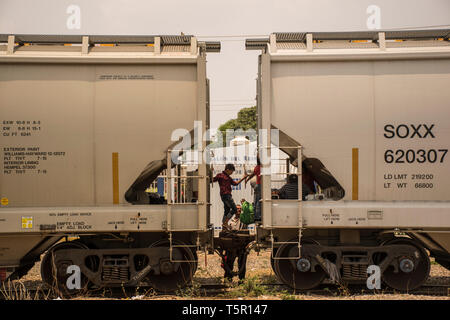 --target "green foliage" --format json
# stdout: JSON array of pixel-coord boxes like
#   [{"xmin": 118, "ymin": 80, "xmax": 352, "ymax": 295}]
[
  {"xmin": 219, "ymin": 106, "xmax": 257, "ymax": 132},
  {"xmin": 215, "ymin": 106, "xmax": 257, "ymax": 147}
]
